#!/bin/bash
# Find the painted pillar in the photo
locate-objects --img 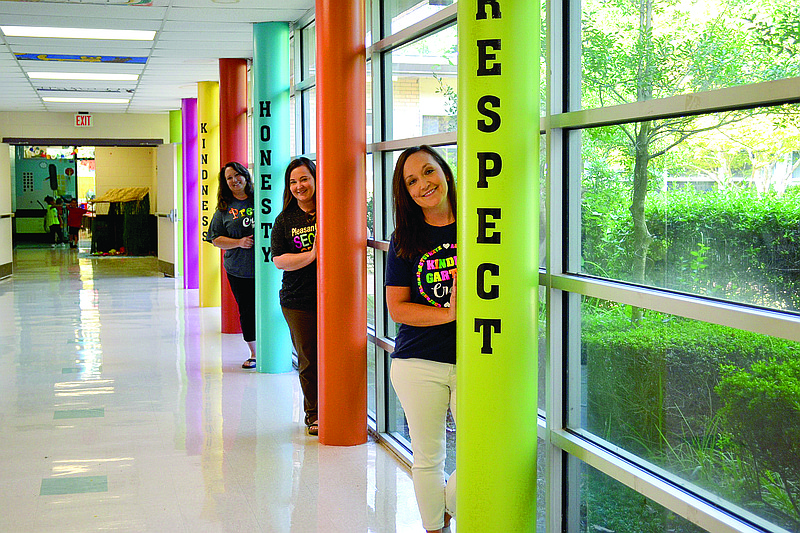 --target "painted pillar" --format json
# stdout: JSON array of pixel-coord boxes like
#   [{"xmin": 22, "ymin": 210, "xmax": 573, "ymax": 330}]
[
  {"xmin": 219, "ymin": 58, "xmax": 248, "ymax": 334},
  {"xmin": 253, "ymin": 23, "xmax": 293, "ymax": 374},
  {"xmin": 456, "ymin": 0, "xmax": 540, "ymax": 530},
  {"xmin": 182, "ymin": 98, "xmax": 199, "ymax": 290},
  {"xmin": 316, "ymin": 0, "xmax": 367, "ymax": 446},
  {"xmin": 198, "ymin": 81, "xmax": 221, "ymax": 308},
  {"xmin": 169, "ymin": 109, "xmax": 184, "ymax": 281}
]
